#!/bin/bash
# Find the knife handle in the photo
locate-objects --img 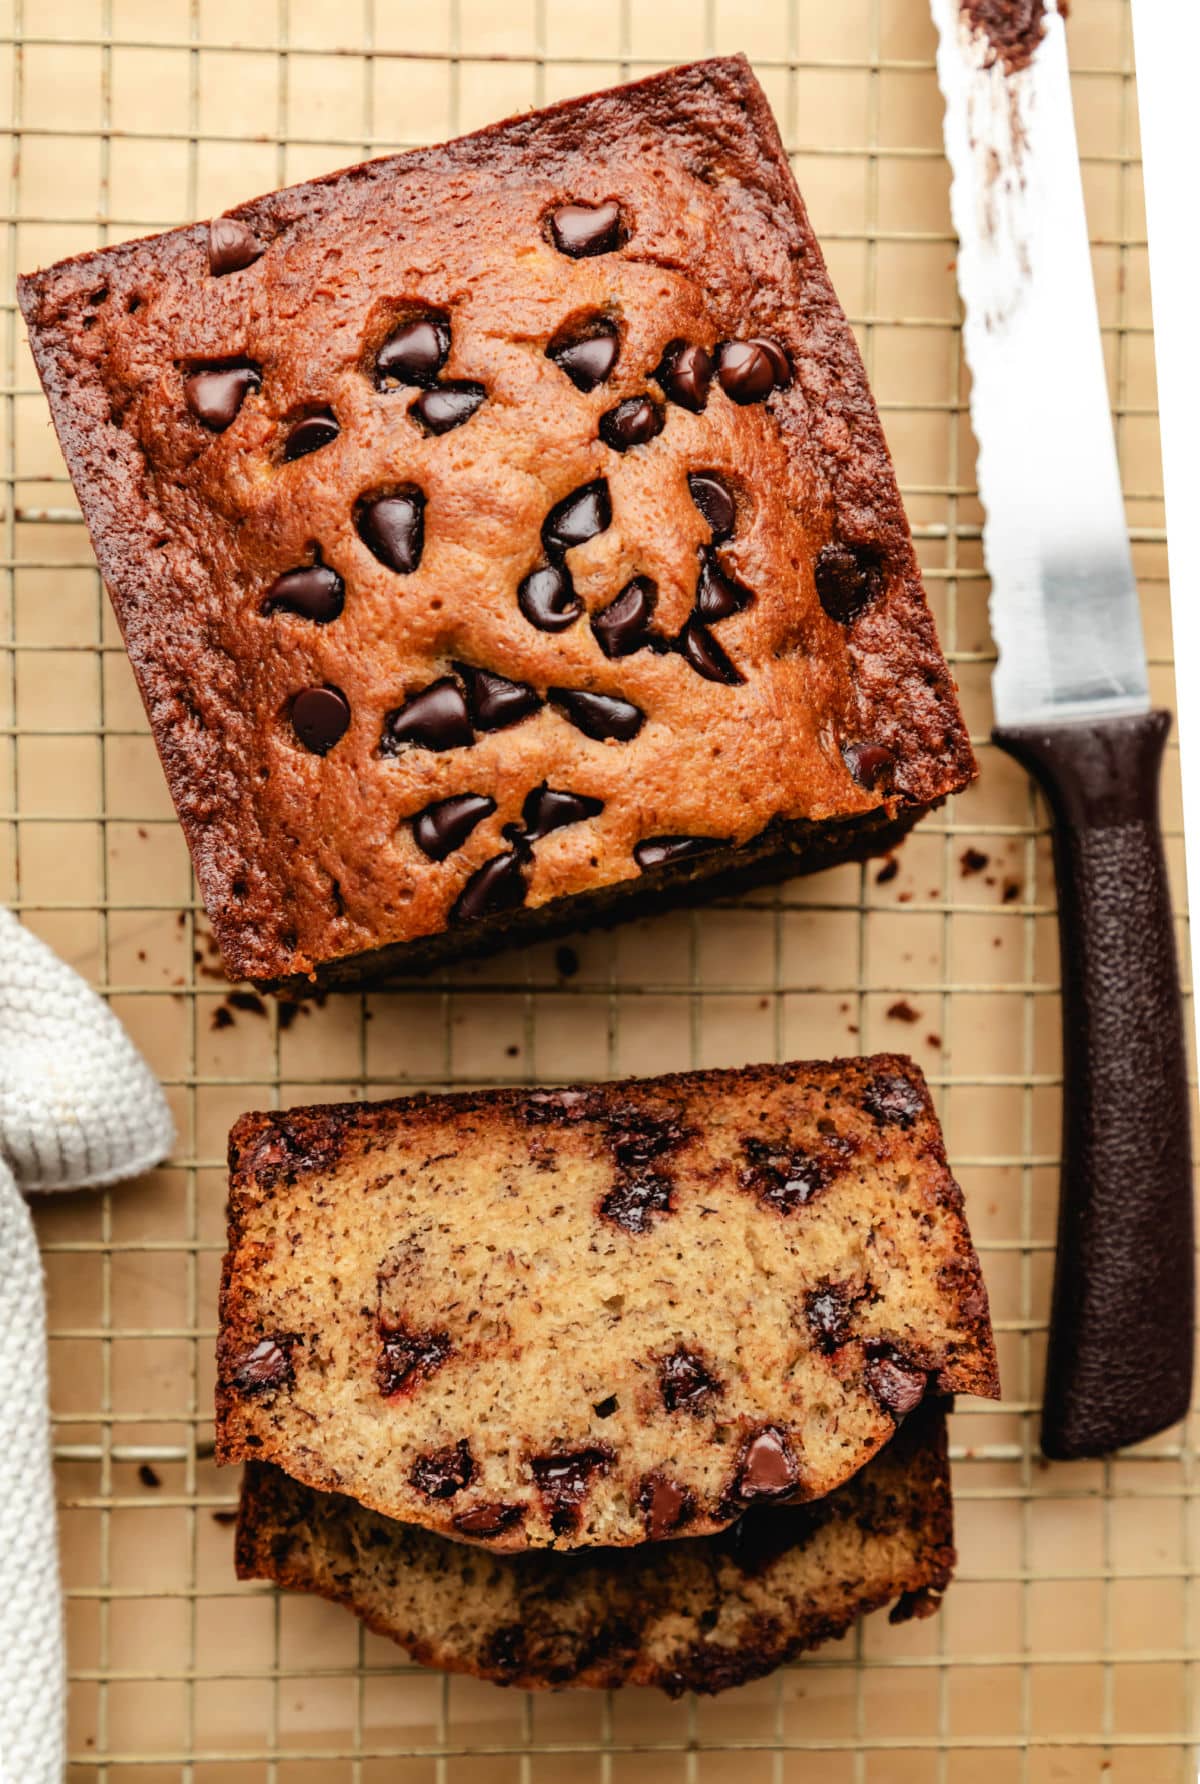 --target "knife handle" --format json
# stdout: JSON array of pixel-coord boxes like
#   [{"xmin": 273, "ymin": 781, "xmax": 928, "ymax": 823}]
[{"xmin": 992, "ymin": 710, "xmax": 1193, "ymax": 1459}]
